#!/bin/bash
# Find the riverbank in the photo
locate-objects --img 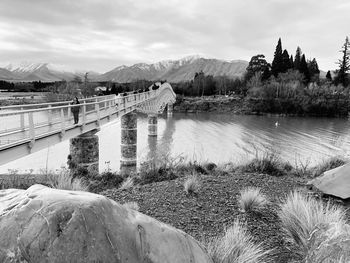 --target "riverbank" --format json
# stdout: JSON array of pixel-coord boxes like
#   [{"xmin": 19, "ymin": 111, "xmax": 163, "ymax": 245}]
[
  {"xmin": 174, "ymin": 95, "xmax": 350, "ymax": 117},
  {"xmin": 1, "ymin": 156, "xmax": 349, "ymax": 262}
]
